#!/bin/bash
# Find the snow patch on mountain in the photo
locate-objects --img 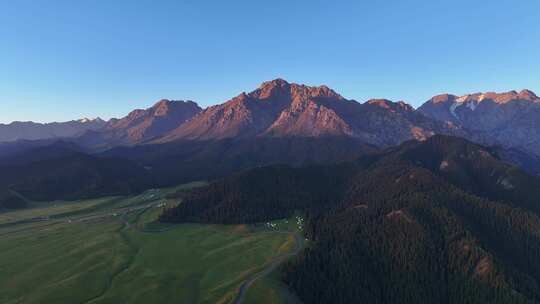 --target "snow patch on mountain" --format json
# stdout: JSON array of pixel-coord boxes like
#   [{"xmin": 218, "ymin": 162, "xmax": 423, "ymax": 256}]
[
  {"xmin": 466, "ymin": 101, "xmax": 477, "ymax": 111},
  {"xmin": 449, "ymin": 102, "xmax": 461, "ymax": 120},
  {"xmin": 78, "ymin": 117, "xmax": 102, "ymax": 123}
]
